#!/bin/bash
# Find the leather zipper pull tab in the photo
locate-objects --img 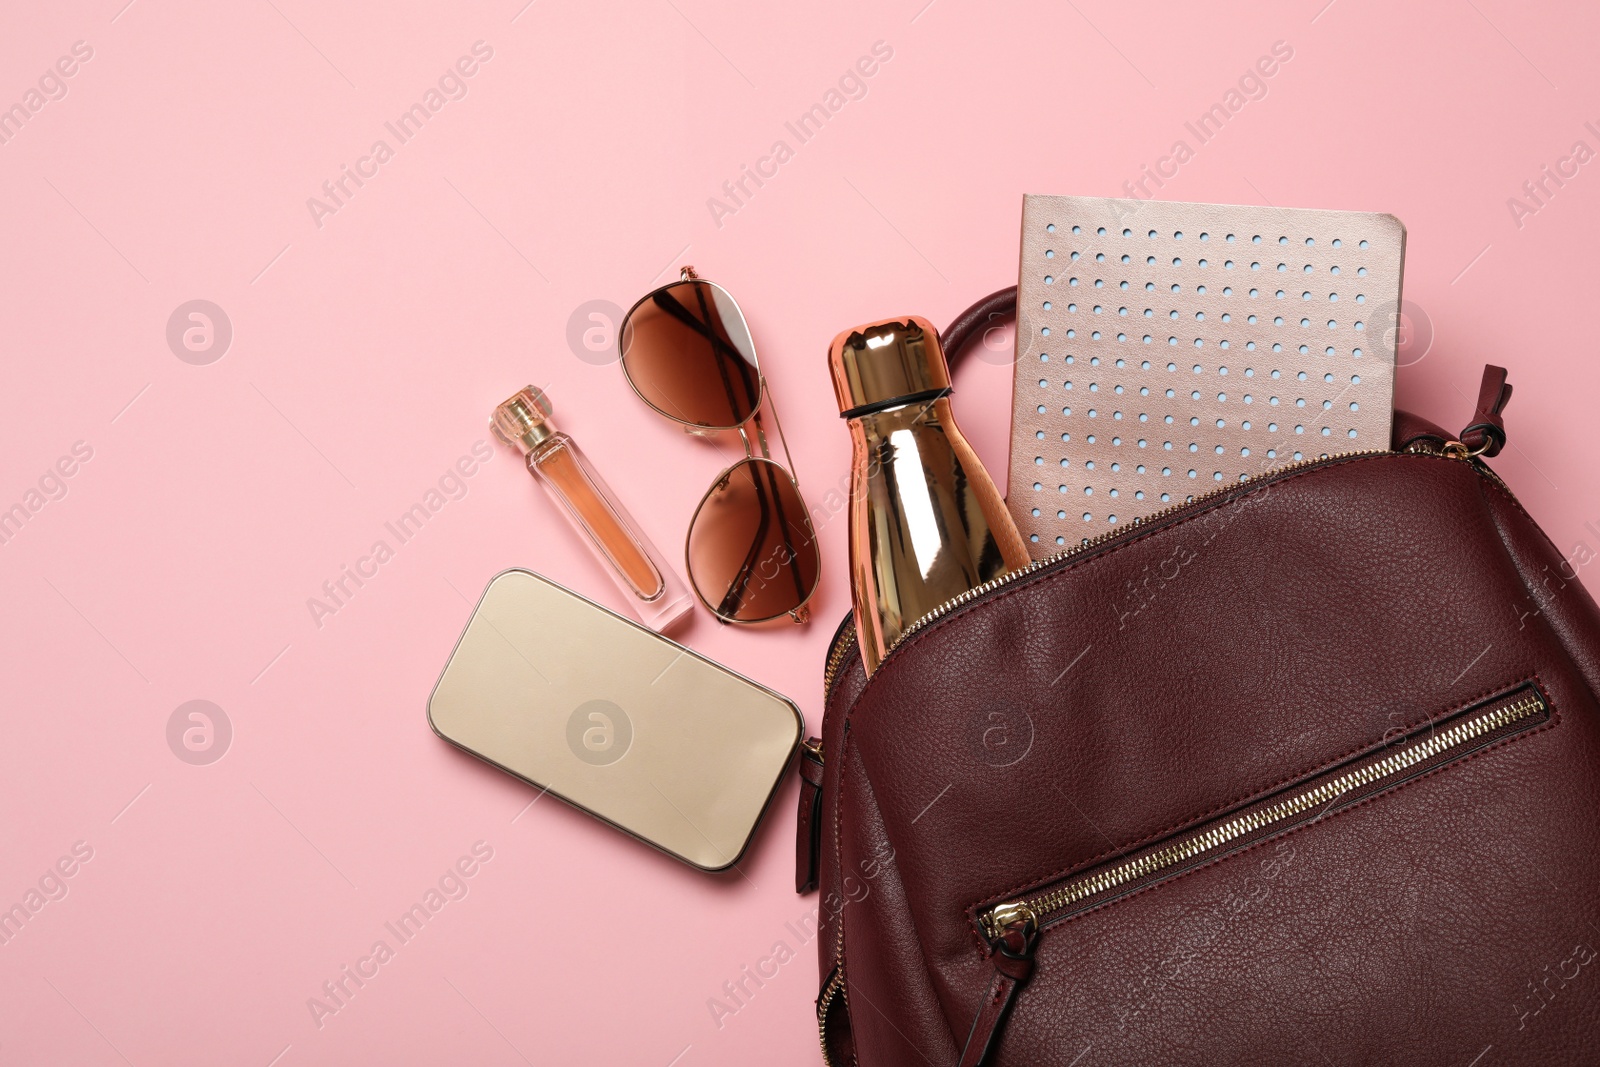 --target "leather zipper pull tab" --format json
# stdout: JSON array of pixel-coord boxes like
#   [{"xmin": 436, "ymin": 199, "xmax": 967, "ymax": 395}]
[
  {"xmin": 958, "ymin": 903, "xmax": 1039, "ymax": 1067},
  {"xmin": 1459, "ymin": 364, "xmax": 1512, "ymax": 458},
  {"xmin": 795, "ymin": 738, "xmax": 825, "ymax": 894}
]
